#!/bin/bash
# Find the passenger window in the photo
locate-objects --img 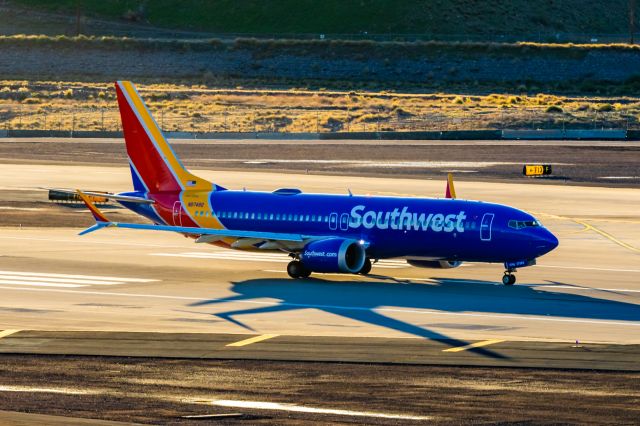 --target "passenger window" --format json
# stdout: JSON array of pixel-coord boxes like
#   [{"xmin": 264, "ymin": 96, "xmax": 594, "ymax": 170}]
[
  {"xmin": 251, "ymin": 213, "xmax": 255, "ymax": 219},
  {"xmin": 294, "ymin": 214, "xmax": 298, "ymax": 221},
  {"xmin": 305, "ymin": 215, "xmax": 310, "ymax": 221}
]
